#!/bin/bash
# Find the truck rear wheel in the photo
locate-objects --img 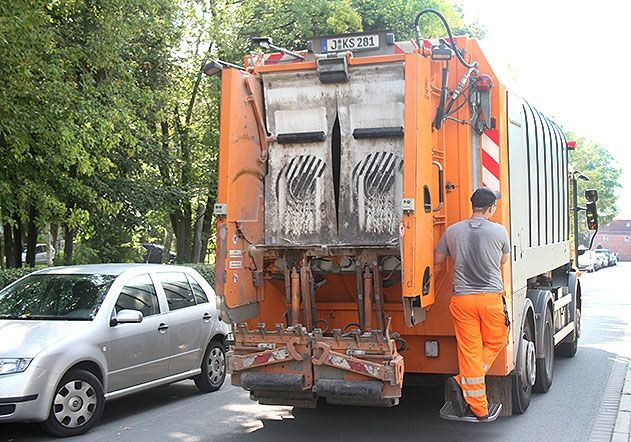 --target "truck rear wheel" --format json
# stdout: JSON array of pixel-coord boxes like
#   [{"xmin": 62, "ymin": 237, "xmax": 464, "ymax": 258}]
[
  {"xmin": 556, "ymin": 307, "xmax": 580, "ymax": 357},
  {"xmin": 534, "ymin": 308, "xmax": 554, "ymax": 393},
  {"xmin": 512, "ymin": 319, "xmax": 535, "ymax": 414}
]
